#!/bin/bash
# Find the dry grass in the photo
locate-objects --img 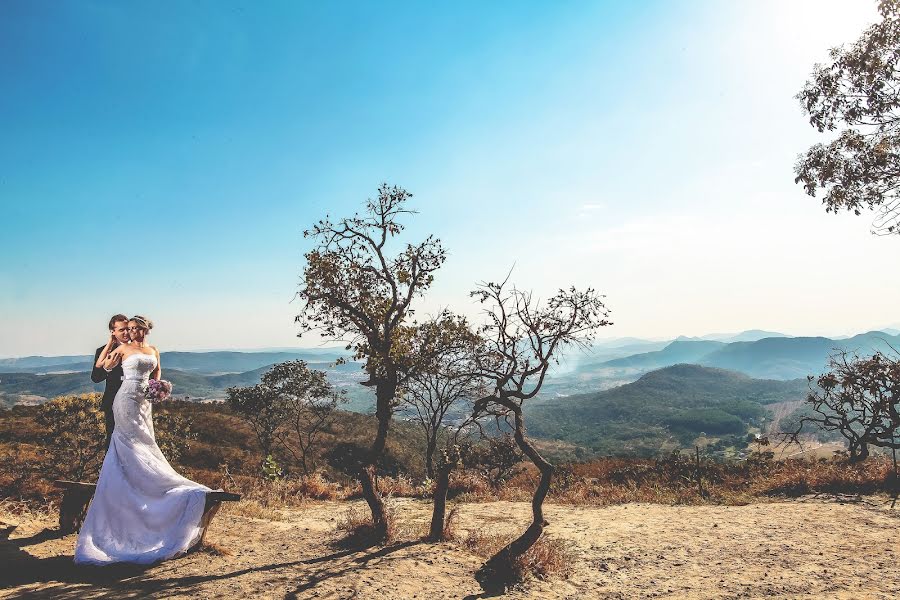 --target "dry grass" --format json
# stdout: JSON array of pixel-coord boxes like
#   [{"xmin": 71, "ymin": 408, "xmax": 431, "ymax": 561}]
[
  {"xmin": 459, "ymin": 528, "xmax": 576, "ymax": 586},
  {"xmin": 220, "ymin": 498, "xmax": 286, "ymax": 521},
  {"xmin": 197, "ymin": 540, "xmax": 233, "ymax": 556},
  {"xmin": 375, "ymin": 474, "xmax": 432, "ymax": 499},
  {"xmin": 459, "ymin": 528, "xmax": 509, "ymax": 557},
  {"xmin": 217, "ymin": 472, "xmax": 351, "ymax": 509},
  {"xmin": 334, "ymin": 501, "xmax": 398, "ymax": 547},
  {"xmin": 464, "ymin": 454, "xmax": 900, "ymax": 507},
  {"xmin": 441, "ymin": 505, "xmax": 460, "ymax": 541},
  {"xmin": 516, "ymin": 536, "xmax": 576, "ymax": 581},
  {"xmin": 3, "ymin": 398, "xmax": 898, "ymax": 518},
  {"xmin": 0, "ymin": 497, "xmax": 56, "ymax": 523}
]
